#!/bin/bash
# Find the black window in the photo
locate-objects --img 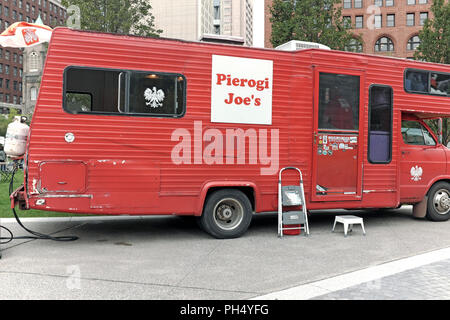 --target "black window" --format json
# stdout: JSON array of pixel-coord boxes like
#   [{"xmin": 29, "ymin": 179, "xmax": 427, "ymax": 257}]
[
  {"xmin": 369, "ymin": 85, "xmax": 393, "ymax": 163},
  {"xmin": 402, "ymin": 120, "xmax": 436, "ymax": 146},
  {"xmin": 64, "ymin": 67, "xmax": 186, "ymax": 117}
]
